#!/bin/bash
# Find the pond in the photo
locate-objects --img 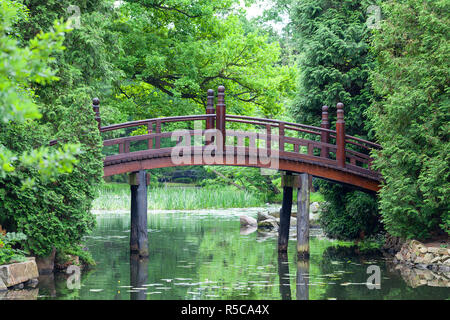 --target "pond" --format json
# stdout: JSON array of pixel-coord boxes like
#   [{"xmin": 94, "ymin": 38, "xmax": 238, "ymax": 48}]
[{"xmin": 36, "ymin": 209, "xmax": 449, "ymax": 300}]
